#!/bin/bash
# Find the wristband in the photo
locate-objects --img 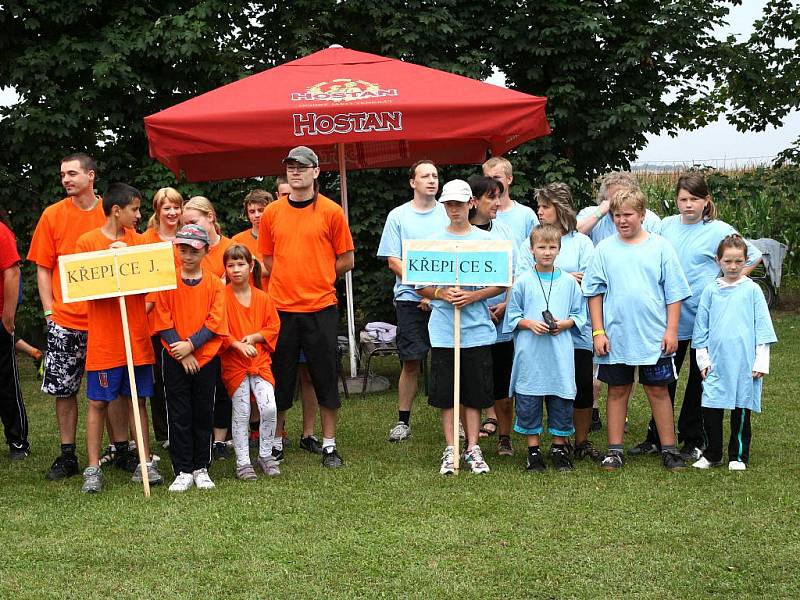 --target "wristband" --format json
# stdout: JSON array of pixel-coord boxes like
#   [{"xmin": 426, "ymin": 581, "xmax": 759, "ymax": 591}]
[
  {"xmin": 592, "ymin": 329, "xmax": 606, "ymax": 337},
  {"xmin": 593, "ymin": 208, "xmax": 604, "ymax": 219},
  {"xmin": 43, "ymin": 310, "xmax": 53, "ymax": 318},
  {"xmin": 433, "ymin": 288, "xmax": 441, "ymax": 299}
]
